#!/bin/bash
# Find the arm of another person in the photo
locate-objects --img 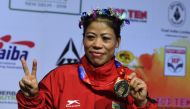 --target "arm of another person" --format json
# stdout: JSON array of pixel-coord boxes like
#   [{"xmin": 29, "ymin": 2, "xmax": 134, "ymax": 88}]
[{"xmin": 16, "ymin": 58, "xmax": 53, "ymax": 109}]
